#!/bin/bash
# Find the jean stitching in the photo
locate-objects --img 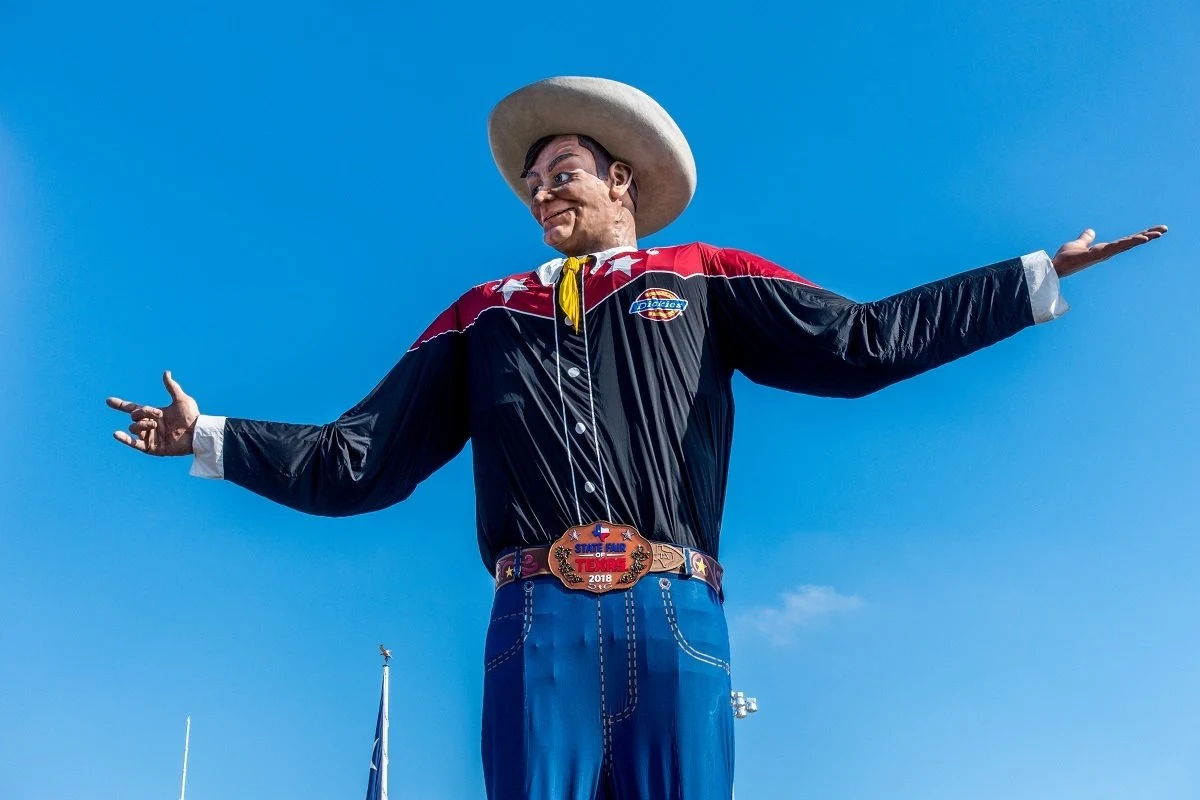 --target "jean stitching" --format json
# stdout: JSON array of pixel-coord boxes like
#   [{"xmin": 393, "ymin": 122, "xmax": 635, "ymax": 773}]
[
  {"xmin": 607, "ymin": 590, "xmax": 639, "ymax": 725},
  {"xmin": 661, "ymin": 582, "xmax": 731, "ymax": 674},
  {"xmin": 484, "ymin": 582, "xmax": 534, "ymax": 672},
  {"xmin": 597, "ymin": 597, "xmax": 613, "ymax": 772}
]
